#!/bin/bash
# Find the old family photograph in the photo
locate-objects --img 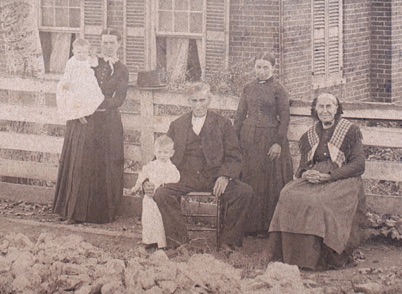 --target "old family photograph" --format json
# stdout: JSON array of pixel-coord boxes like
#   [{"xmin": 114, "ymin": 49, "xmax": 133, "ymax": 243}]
[{"xmin": 0, "ymin": 0, "xmax": 402, "ymax": 293}]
